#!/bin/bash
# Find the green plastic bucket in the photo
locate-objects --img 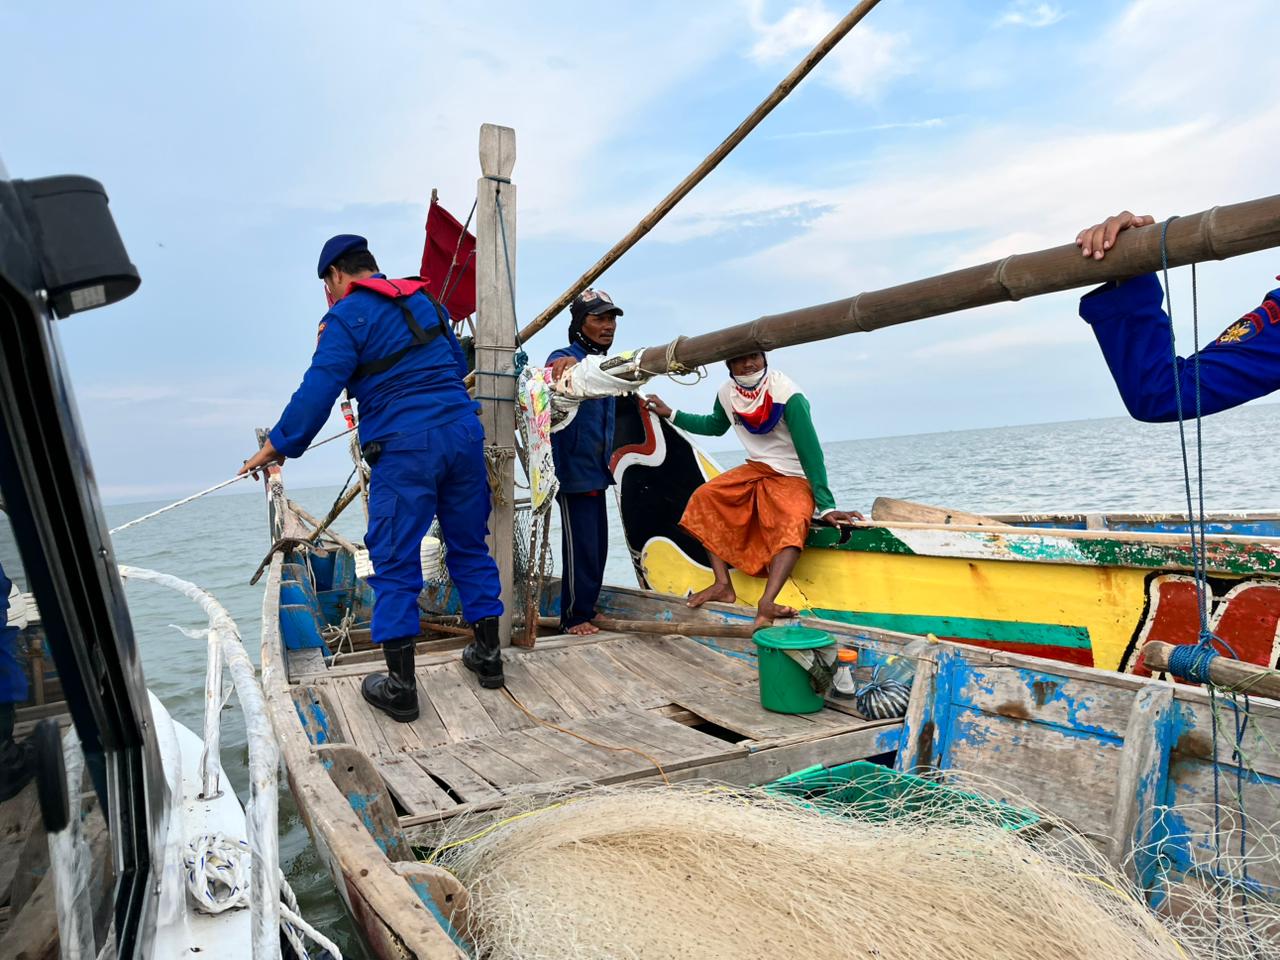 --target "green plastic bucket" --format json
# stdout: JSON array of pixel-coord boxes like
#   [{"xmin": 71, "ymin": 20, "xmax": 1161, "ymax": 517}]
[{"xmin": 754, "ymin": 626, "xmax": 833, "ymax": 714}]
